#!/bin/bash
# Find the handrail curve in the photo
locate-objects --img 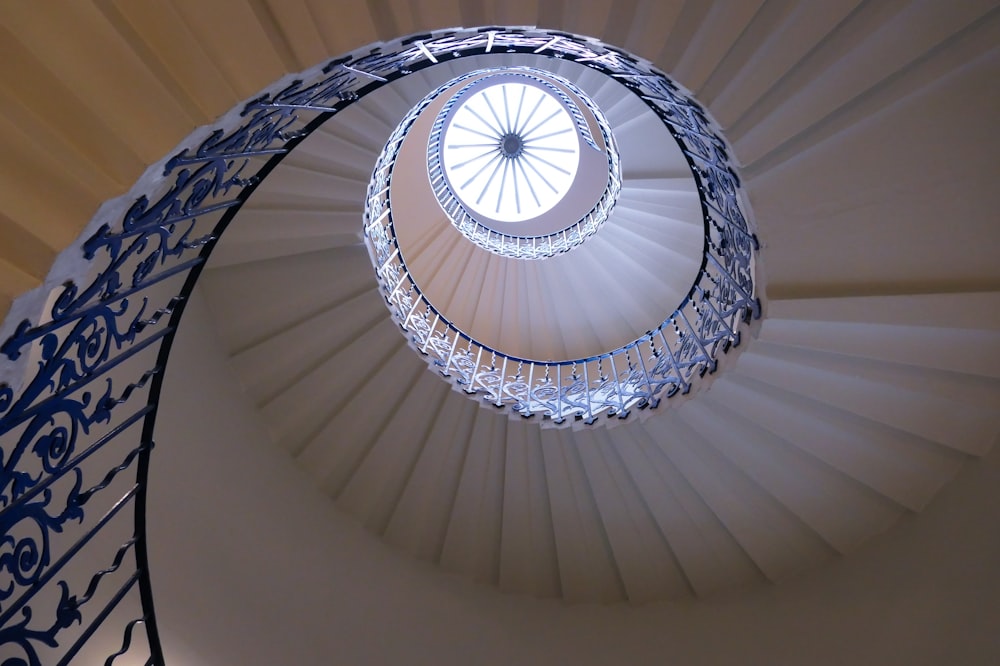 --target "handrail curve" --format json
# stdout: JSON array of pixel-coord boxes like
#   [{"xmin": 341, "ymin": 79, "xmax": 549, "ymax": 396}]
[{"xmin": 0, "ymin": 27, "xmax": 759, "ymax": 663}]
